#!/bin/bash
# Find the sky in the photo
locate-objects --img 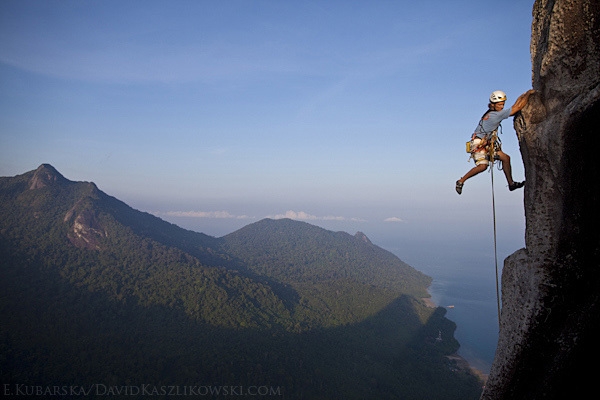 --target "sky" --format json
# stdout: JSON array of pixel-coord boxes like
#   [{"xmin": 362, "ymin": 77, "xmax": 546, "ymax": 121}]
[{"xmin": 0, "ymin": 0, "xmax": 534, "ymax": 257}]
